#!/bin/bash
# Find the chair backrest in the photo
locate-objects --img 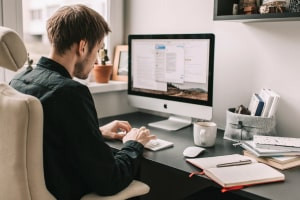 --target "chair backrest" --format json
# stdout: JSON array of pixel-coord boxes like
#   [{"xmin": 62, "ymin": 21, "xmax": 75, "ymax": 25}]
[
  {"xmin": 0, "ymin": 26, "xmax": 149, "ymax": 200},
  {"xmin": 0, "ymin": 26, "xmax": 54, "ymax": 200},
  {"xmin": 0, "ymin": 26, "xmax": 27, "ymax": 72}
]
